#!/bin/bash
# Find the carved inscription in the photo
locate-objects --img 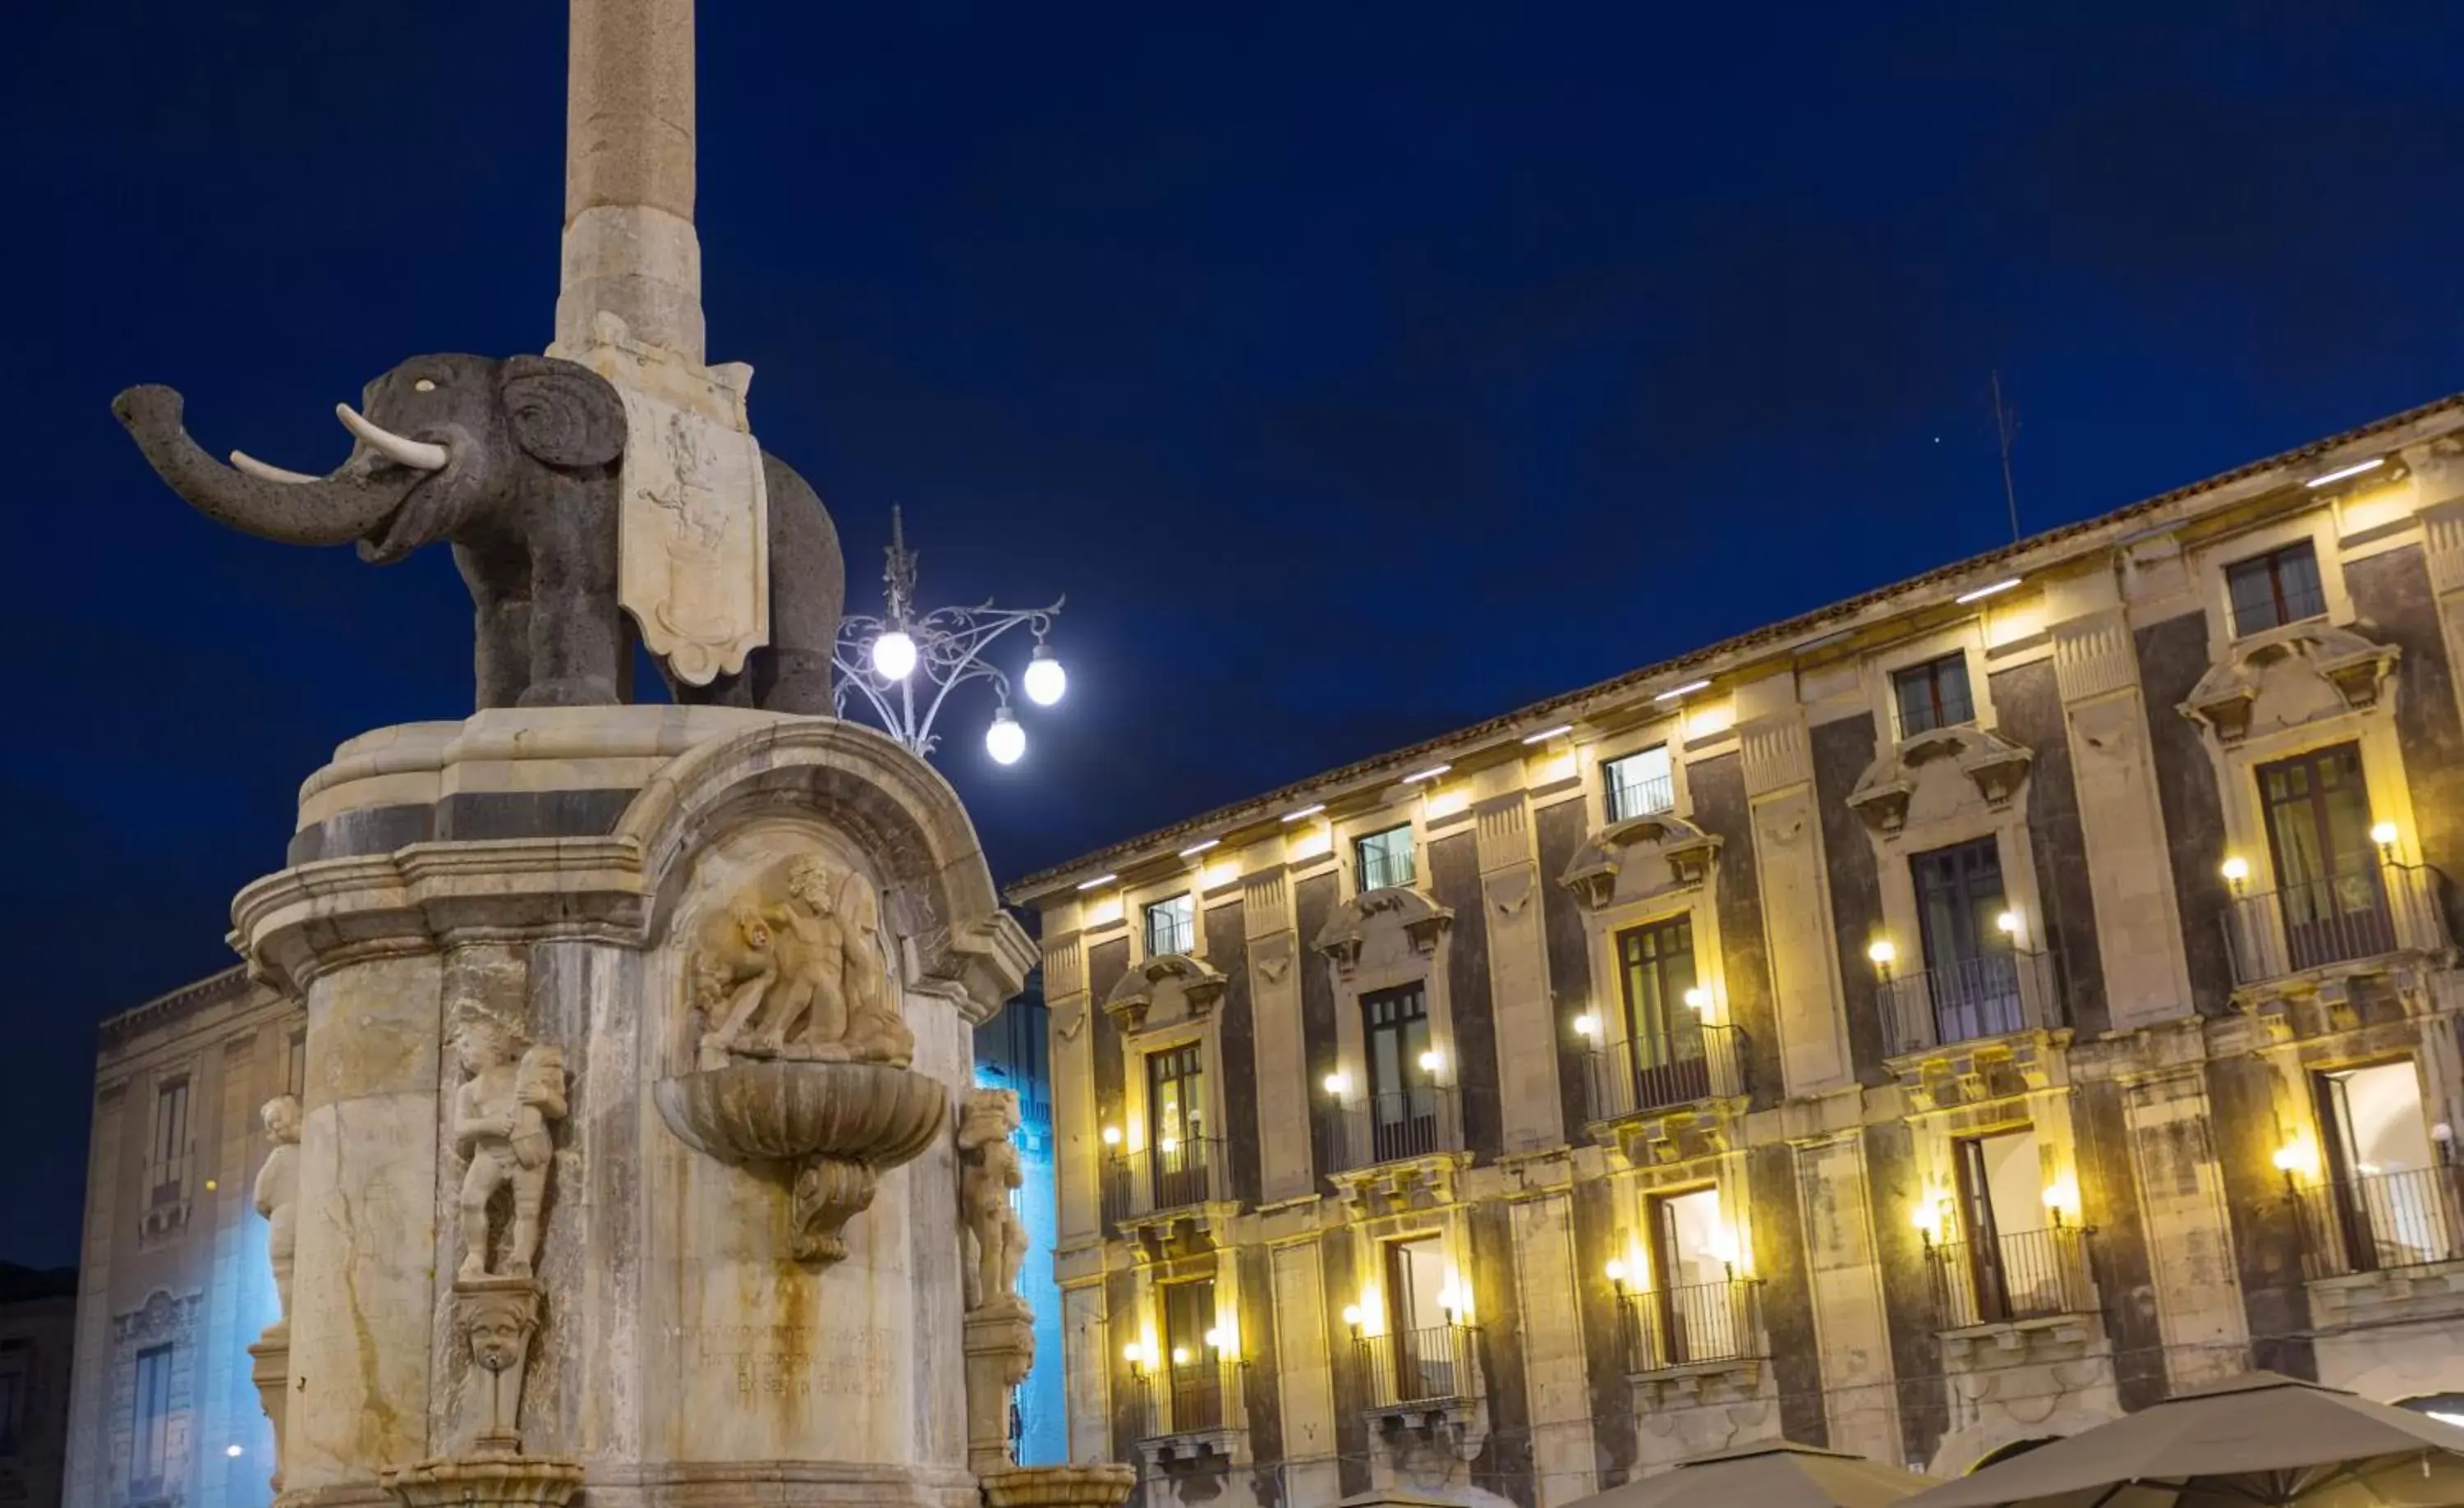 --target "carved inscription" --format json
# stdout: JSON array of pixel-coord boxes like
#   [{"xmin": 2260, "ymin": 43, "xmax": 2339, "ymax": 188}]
[{"xmin": 677, "ymin": 1323, "xmax": 896, "ymax": 1401}]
